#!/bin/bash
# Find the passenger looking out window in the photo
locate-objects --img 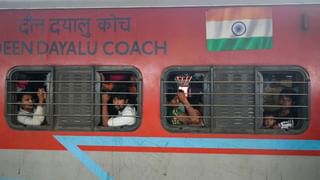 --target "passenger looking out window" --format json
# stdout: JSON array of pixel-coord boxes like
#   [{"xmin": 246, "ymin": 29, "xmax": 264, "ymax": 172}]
[
  {"xmin": 263, "ymin": 111, "xmax": 279, "ymax": 129},
  {"xmin": 101, "ymin": 86, "xmax": 136, "ymax": 127},
  {"xmin": 275, "ymin": 88, "xmax": 297, "ymax": 129},
  {"xmin": 17, "ymin": 88, "xmax": 47, "ymax": 126},
  {"xmin": 263, "ymin": 88, "xmax": 298, "ymax": 129},
  {"xmin": 99, "ymin": 73, "xmax": 138, "ymax": 127},
  {"xmin": 166, "ymin": 89, "xmax": 204, "ymax": 126}
]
